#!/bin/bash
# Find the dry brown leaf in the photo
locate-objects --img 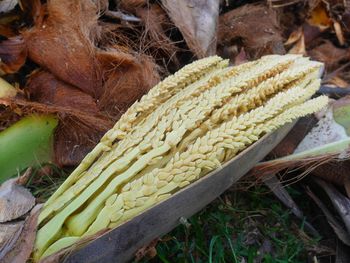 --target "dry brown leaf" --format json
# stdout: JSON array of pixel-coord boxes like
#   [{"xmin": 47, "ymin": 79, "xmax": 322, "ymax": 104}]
[
  {"xmin": 134, "ymin": 238, "xmax": 159, "ymax": 261},
  {"xmin": 303, "ymin": 23, "xmax": 322, "ymax": 46},
  {"xmin": 161, "ymin": 0, "xmax": 219, "ymax": 58},
  {"xmin": 326, "ymin": 76, "xmax": 349, "ymax": 88},
  {"xmin": 0, "ymin": 178, "xmax": 35, "ymax": 223},
  {"xmin": 315, "ymin": 179, "xmax": 350, "ymax": 235},
  {"xmin": 308, "ymin": 41, "xmax": 348, "ymax": 71},
  {"xmin": 0, "ymin": 36, "xmax": 27, "ymax": 74},
  {"xmin": 307, "ymin": 186, "xmax": 350, "ymax": 246},
  {"xmin": 0, "ymin": 0, "xmax": 18, "ymax": 13},
  {"xmin": 0, "ymin": 221, "xmax": 24, "ymax": 259},
  {"xmin": 23, "ymin": 0, "xmax": 101, "ymax": 97},
  {"xmin": 267, "ymin": 0, "xmax": 302, "ymax": 8},
  {"xmin": 288, "ymin": 31, "xmax": 306, "ymax": 55},
  {"xmin": 334, "ymin": 21, "xmax": 345, "ymax": 46},
  {"xmin": 285, "ymin": 27, "xmax": 303, "ymax": 46},
  {"xmin": 218, "ymin": 4, "xmax": 285, "ymax": 60},
  {"xmin": 307, "ymin": 2, "xmax": 333, "ymax": 30},
  {"xmin": 1, "ymin": 204, "xmax": 41, "ymax": 263}
]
